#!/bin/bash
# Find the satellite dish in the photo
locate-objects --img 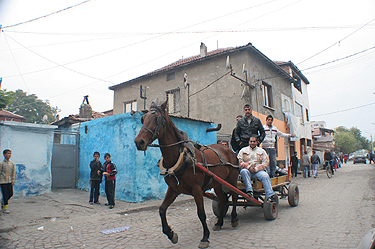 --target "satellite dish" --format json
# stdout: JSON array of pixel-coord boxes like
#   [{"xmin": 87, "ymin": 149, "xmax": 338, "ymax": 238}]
[
  {"xmin": 184, "ymin": 73, "xmax": 188, "ymax": 88},
  {"xmin": 242, "ymin": 64, "xmax": 246, "ymax": 74},
  {"xmin": 226, "ymin": 55, "xmax": 230, "ymax": 69}
]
